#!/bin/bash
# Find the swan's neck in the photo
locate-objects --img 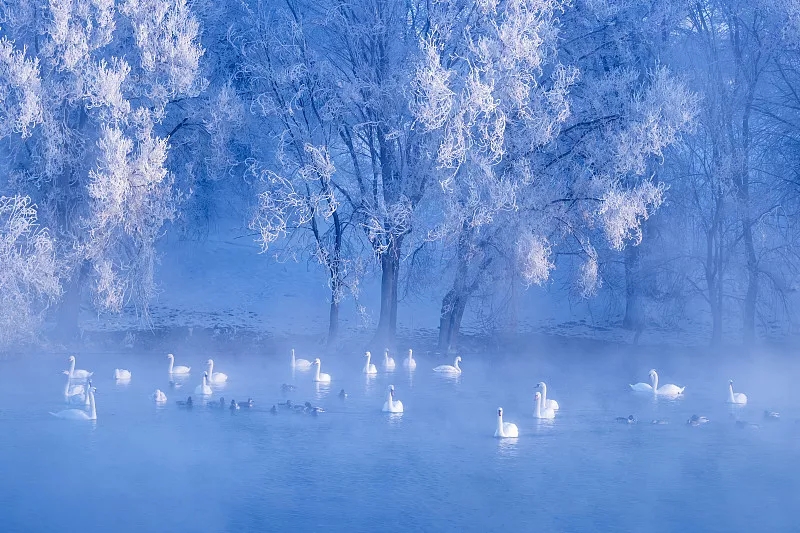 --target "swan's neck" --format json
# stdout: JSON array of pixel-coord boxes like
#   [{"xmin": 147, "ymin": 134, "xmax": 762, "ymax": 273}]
[
  {"xmin": 540, "ymin": 383, "xmax": 548, "ymax": 404},
  {"xmin": 168, "ymin": 357, "xmax": 174, "ymax": 372},
  {"xmin": 651, "ymin": 373, "xmax": 658, "ymax": 392},
  {"xmin": 63, "ymin": 375, "xmax": 70, "ymax": 396},
  {"xmin": 729, "ymin": 383, "xmax": 735, "ymax": 402},
  {"xmin": 497, "ymin": 413, "xmax": 504, "ymax": 436},
  {"xmin": 315, "ymin": 364, "xmax": 321, "ymax": 380},
  {"xmin": 388, "ymin": 390, "xmax": 394, "ymax": 407},
  {"xmin": 408, "ymin": 351, "xmax": 413, "ymax": 361},
  {"xmin": 68, "ymin": 359, "xmax": 75, "ymax": 375},
  {"xmin": 534, "ymin": 395, "xmax": 541, "ymax": 417},
  {"xmin": 88, "ymin": 391, "xmax": 96, "ymax": 419},
  {"xmin": 454, "ymin": 359, "xmax": 460, "ymax": 371},
  {"xmin": 207, "ymin": 361, "xmax": 214, "ymax": 374},
  {"xmin": 384, "ymin": 352, "xmax": 390, "ymax": 363},
  {"xmin": 291, "ymin": 350, "xmax": 295, "ymax": 364},
  {"xmin": 366, "ymin": 353, "xmax": 371, "ymax": 366}
]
